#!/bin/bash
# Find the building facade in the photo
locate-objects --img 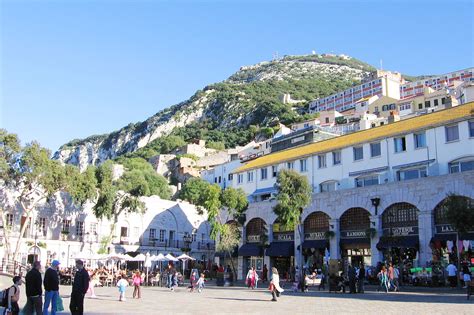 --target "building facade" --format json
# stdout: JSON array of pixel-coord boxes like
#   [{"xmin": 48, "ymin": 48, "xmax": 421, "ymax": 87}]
[{"xmin": 229, "ymin": 103, "xmax": 474, "ymax": 279}]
